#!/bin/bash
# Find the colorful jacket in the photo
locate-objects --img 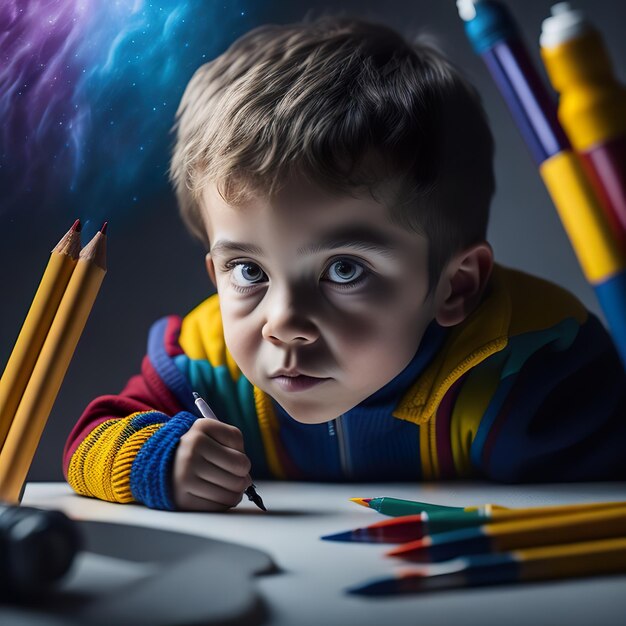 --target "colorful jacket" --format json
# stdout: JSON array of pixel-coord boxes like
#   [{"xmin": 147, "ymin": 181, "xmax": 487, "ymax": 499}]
[{"xmin": 63, "ymin": 264, "xmax": 626, "ymax": 510}]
